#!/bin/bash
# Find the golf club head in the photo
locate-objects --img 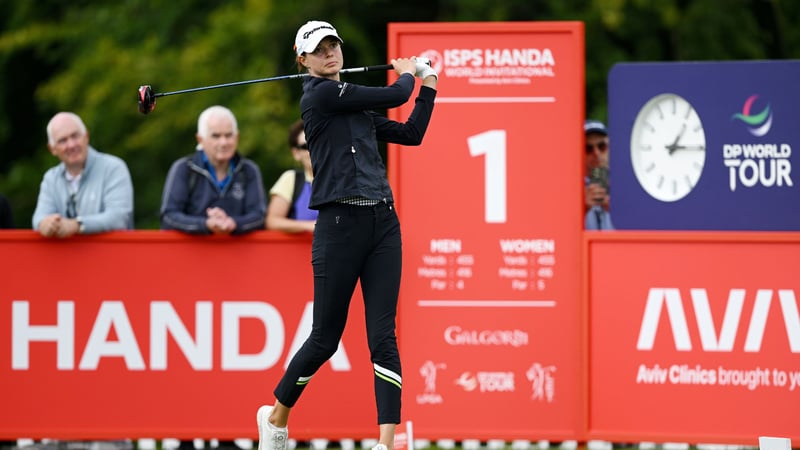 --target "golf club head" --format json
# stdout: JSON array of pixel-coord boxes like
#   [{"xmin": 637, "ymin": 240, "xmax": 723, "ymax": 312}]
[{"xmin": 137, "ymin": 85, "xmax": 156, "ymax": 115}]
